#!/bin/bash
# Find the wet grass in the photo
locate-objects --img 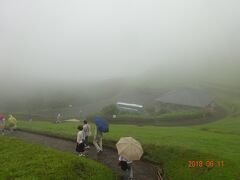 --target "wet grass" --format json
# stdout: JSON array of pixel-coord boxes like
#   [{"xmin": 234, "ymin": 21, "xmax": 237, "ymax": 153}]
[
  {"xmin": 16, "ymin": 85, "xmax": 240, "ymax": 179},
  {"xmin": 17, "ymin": 116, "xmax": 240, "ymax": 180},
  {"xmin": 0, "ymin": 136, "xmax": 117, "ymax": 180}
]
